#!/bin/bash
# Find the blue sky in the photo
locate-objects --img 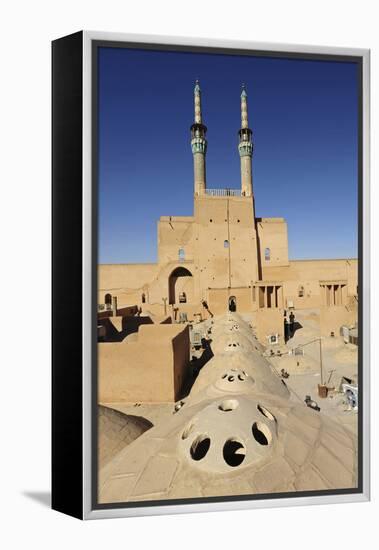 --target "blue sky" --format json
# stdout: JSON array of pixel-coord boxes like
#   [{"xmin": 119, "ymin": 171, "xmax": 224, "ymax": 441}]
[{"xmin": 98, "ymin": 46, "xmax": 359, "ymax": 264}]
